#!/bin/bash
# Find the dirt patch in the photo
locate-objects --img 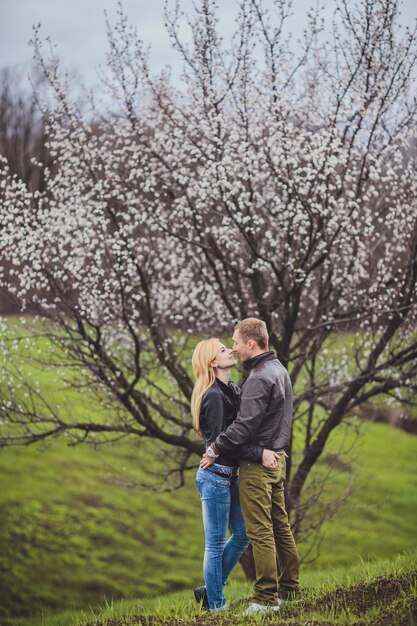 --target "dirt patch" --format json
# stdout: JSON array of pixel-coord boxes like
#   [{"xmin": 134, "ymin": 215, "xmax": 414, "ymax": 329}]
[
  {"xmin": 305, "ymin": 573, "xmax": 416, "ymax": 614},
  {"xmin": 372, "ymin": 596, "xmax": 417, "ymax": 626},
  {"xmin": 276, "ymin": 571, "xmax": 417, "ymax": 625}
]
